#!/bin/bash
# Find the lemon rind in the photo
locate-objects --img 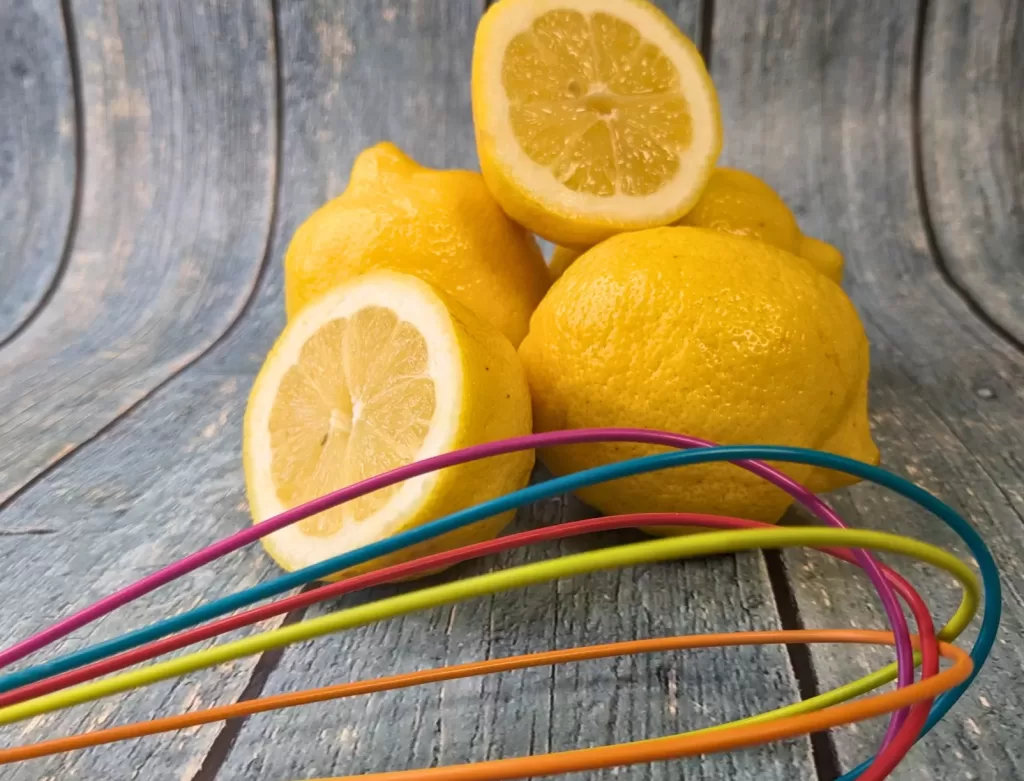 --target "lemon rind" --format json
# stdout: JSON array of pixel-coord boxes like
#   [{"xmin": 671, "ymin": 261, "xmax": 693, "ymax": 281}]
[{"xmin": 474, "ymin": 0, "xmax": 722, "ymax": 231}]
